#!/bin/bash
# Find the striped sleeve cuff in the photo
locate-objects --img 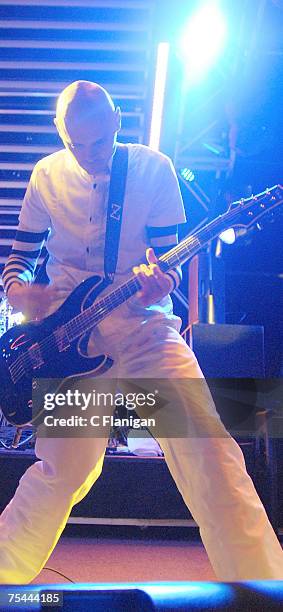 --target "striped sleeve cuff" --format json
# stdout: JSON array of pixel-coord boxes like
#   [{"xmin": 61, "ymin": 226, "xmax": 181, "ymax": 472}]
[
  {"xmin": 147, "ymin": 224, "xmax": 178, "ymax": 256},
  {"xmin": 147, "ymin": 224, "xmax": 178, "ymax": 245},
  {"xmin": 146, "ymin": 224, "xmax": 182, "ymax": 292},
  {"xmin": 165, "ymin": 267, "xmax": 182, "ymax": 291},
  {"xmin": 2, "ymin": 229, "xmax": 48, "ymax": 294}
]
